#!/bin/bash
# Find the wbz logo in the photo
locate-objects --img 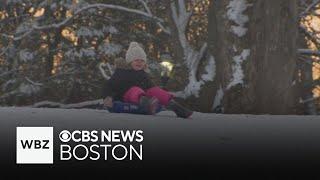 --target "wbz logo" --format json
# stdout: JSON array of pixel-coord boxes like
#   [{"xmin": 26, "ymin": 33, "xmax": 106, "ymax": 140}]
[
  {"xmin": 20, "ymin": 139, "xmax": 50, "ymax": 149},
  {"xmin": 16, "ymin": 127, "xmax": 53, "ymax": 164}
]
